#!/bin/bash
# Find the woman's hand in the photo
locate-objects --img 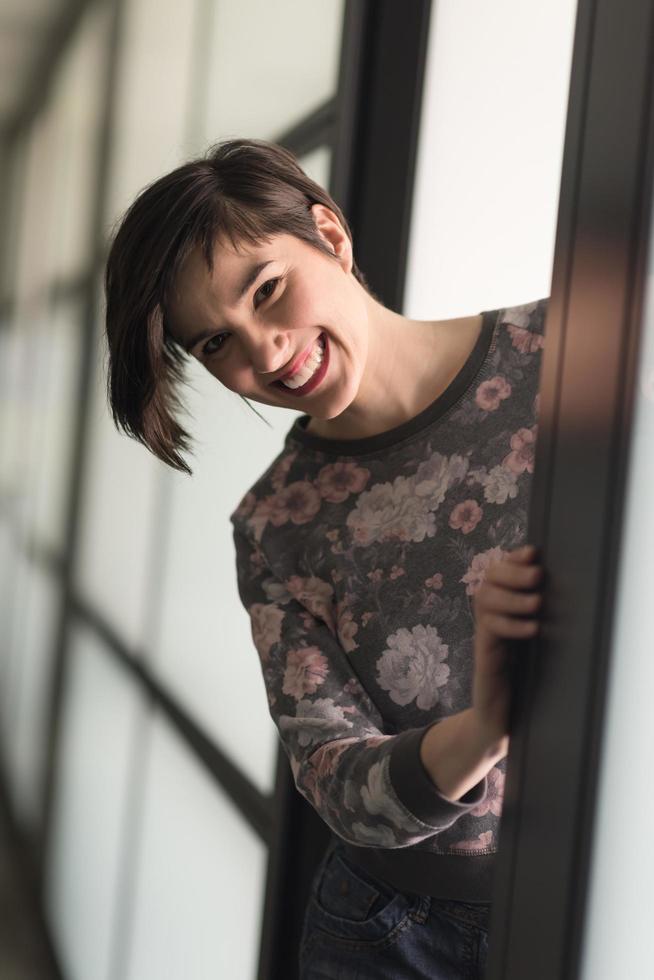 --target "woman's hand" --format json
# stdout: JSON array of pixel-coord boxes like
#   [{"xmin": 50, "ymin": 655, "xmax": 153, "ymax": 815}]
[{"xmin": 471, "ymin": 544, "xmax": 544, "ymax": 749}]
